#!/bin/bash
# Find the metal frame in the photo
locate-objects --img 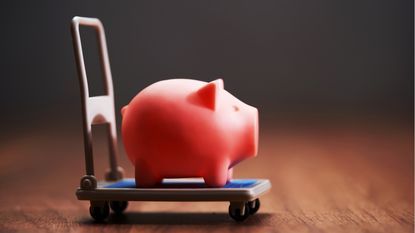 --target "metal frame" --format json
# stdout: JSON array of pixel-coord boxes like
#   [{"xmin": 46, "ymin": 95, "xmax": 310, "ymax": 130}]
[{"xmin": 71, "ymin": 16, "xmax": 123, "ymax": 188}]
